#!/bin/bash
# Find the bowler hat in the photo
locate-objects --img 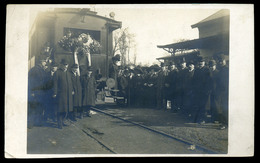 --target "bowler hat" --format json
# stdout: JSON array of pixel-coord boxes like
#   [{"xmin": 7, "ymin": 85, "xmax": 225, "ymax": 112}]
[{"xmin": 60, "ymin": 58, "xmax": 69, "ymax": 65}]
